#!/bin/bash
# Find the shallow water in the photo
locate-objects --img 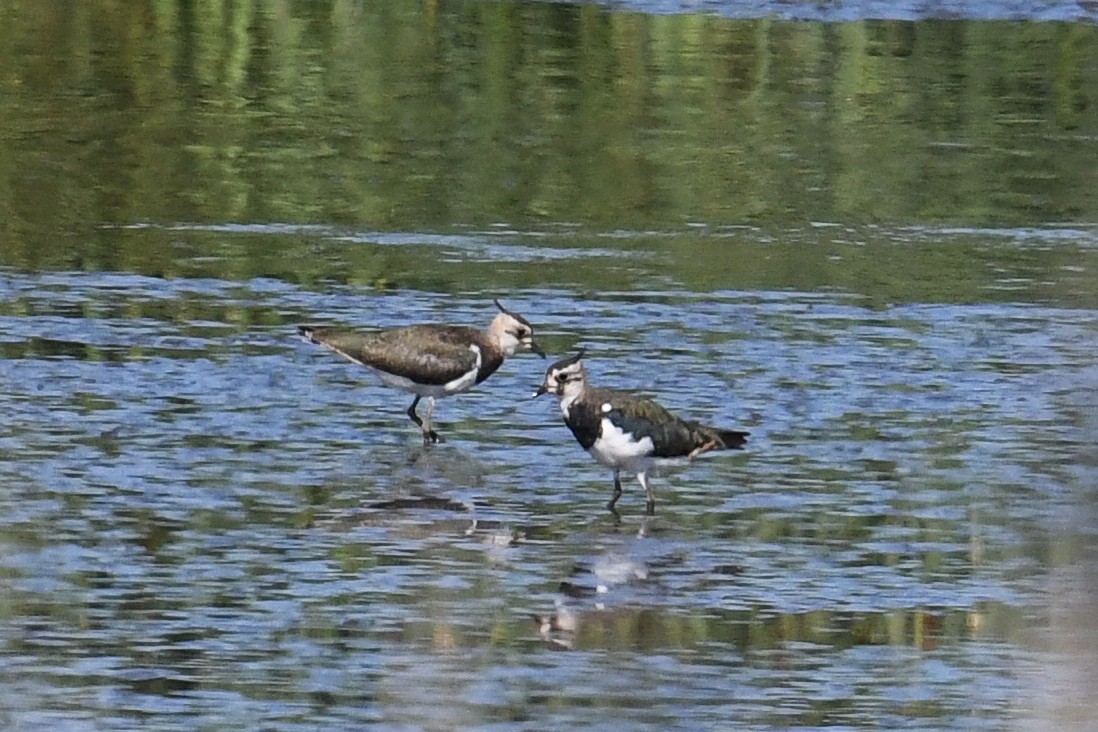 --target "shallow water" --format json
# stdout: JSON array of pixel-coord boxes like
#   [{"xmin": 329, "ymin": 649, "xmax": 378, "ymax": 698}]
[
  {"xmin": 1, "ymin": 222, "xmax": 1096, "ymax": 729},
  {"xmin": 3, "ymin": 1, "xmax": 1098, "ymax": 728}
]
